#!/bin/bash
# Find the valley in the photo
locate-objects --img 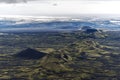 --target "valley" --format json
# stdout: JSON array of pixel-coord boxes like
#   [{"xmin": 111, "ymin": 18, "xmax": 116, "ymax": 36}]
[{"xmin": 0, "ymin": 30, "xmax": 119, "ymax": 80}]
